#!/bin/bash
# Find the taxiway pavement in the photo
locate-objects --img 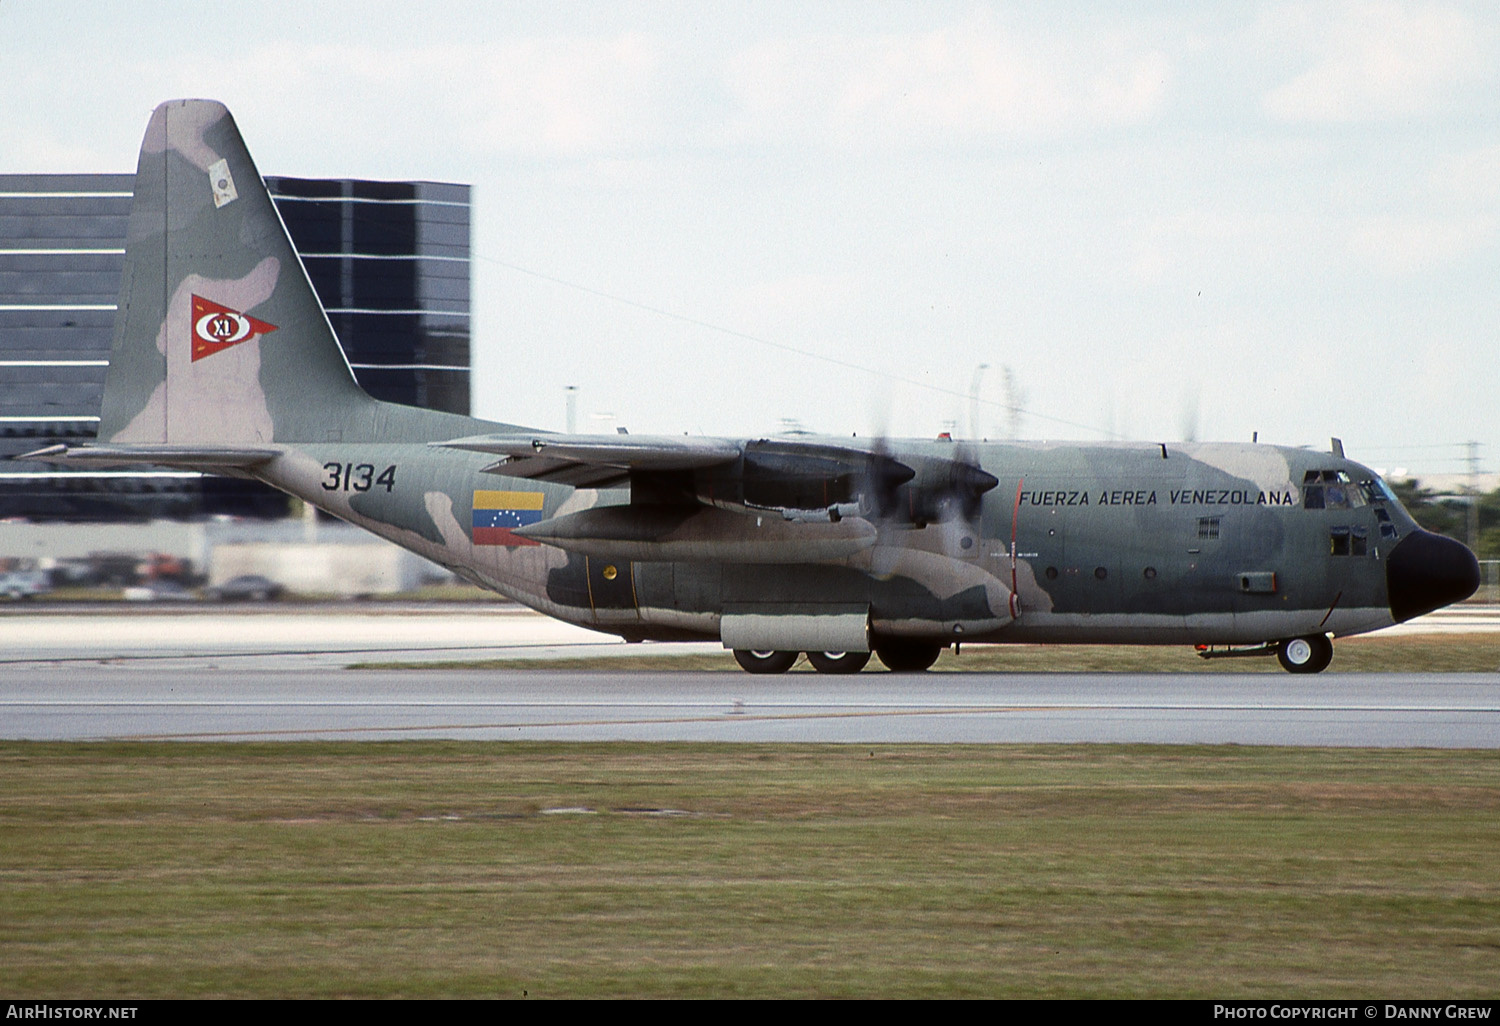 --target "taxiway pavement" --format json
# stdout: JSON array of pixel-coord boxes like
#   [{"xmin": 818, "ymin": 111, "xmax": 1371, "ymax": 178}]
[{"xmin": 1, "ymin": 604, "xmax": 1497, "ymax": 745}]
